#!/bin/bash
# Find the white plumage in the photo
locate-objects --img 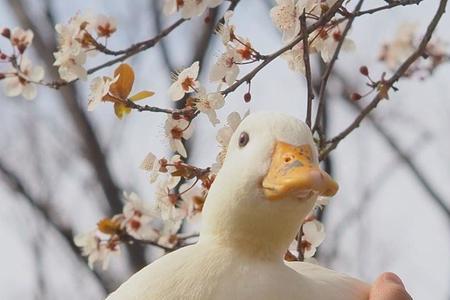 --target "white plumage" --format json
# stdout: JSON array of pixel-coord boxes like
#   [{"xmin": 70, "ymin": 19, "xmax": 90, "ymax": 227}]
[{"xmin": 107, "ymin": 112, "xmax": 370, "ymax": 300}]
